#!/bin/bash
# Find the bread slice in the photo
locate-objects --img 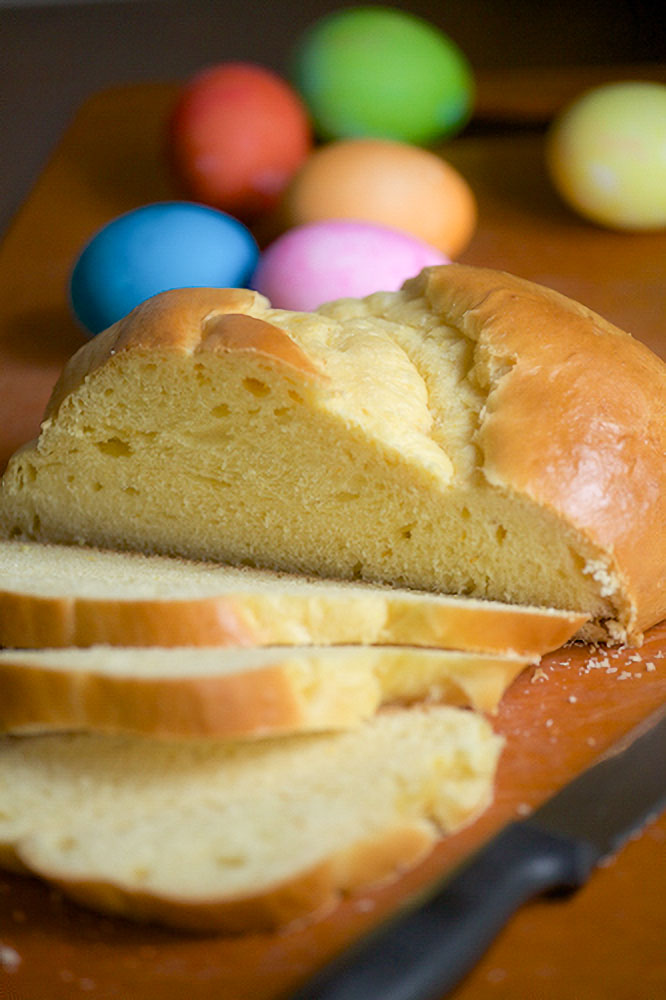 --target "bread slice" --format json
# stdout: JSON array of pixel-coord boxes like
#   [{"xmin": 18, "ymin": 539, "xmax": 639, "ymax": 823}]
[
  {"xmin": 0, "ymin": 642, "xmax": 529, "ymax": 739},
  {"xmin": 0, "ymin": 706, "xmax": 502, "ymax": 932},
  {"xmin": 2, "ymin": 265, "xmax": 663, "ymax": 643},
  {"xmin": 0, "ymin": 539, "xmax": 586, "ymax": 655}
]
